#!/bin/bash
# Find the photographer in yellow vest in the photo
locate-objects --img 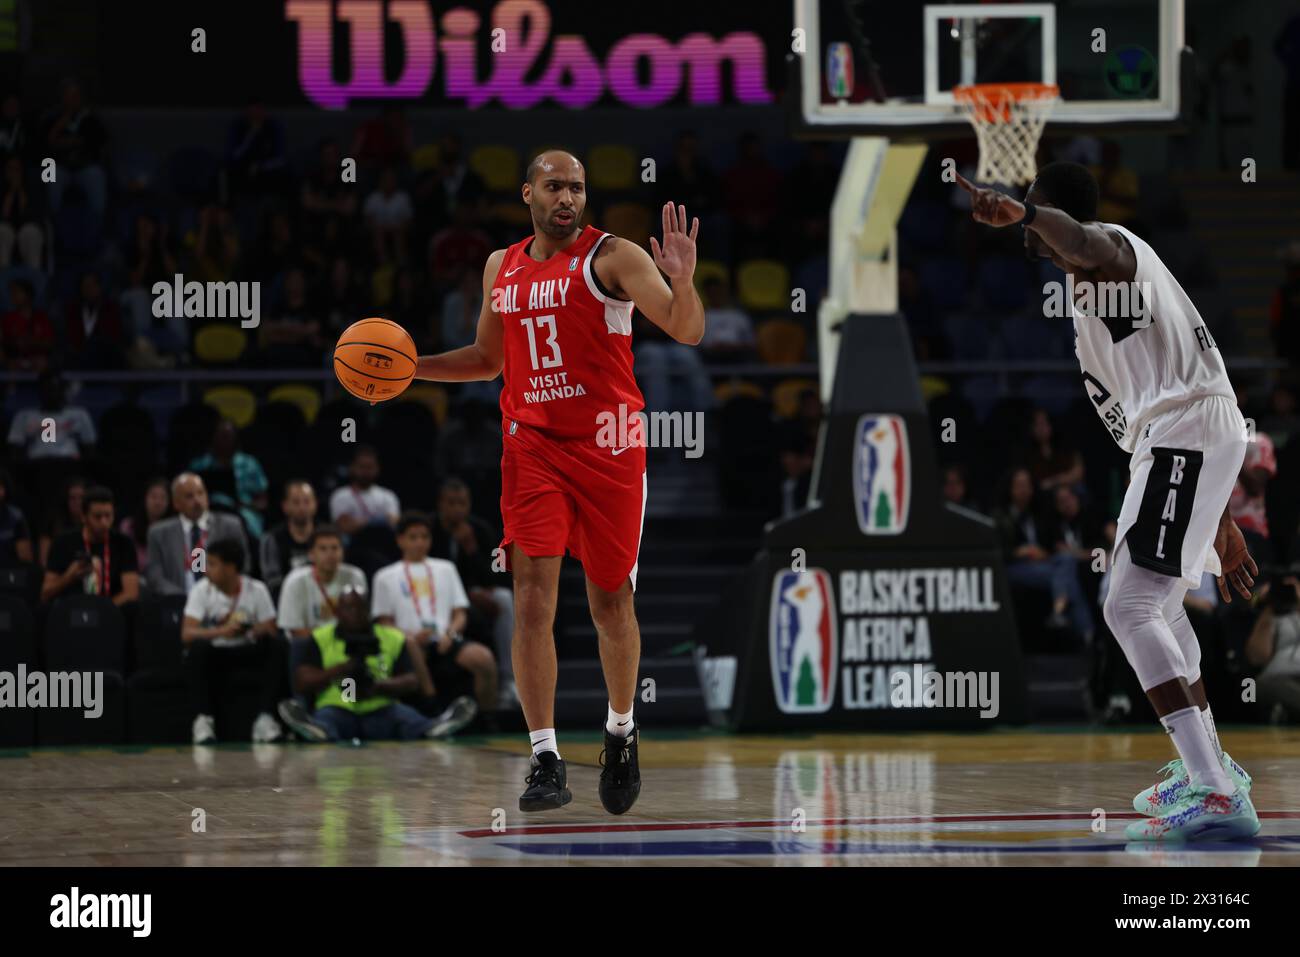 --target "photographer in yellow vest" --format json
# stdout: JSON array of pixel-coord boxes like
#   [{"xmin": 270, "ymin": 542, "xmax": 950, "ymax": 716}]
[{"xmin": 277, "ymin": 587, "xmax": 471, "ymax": 741}]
